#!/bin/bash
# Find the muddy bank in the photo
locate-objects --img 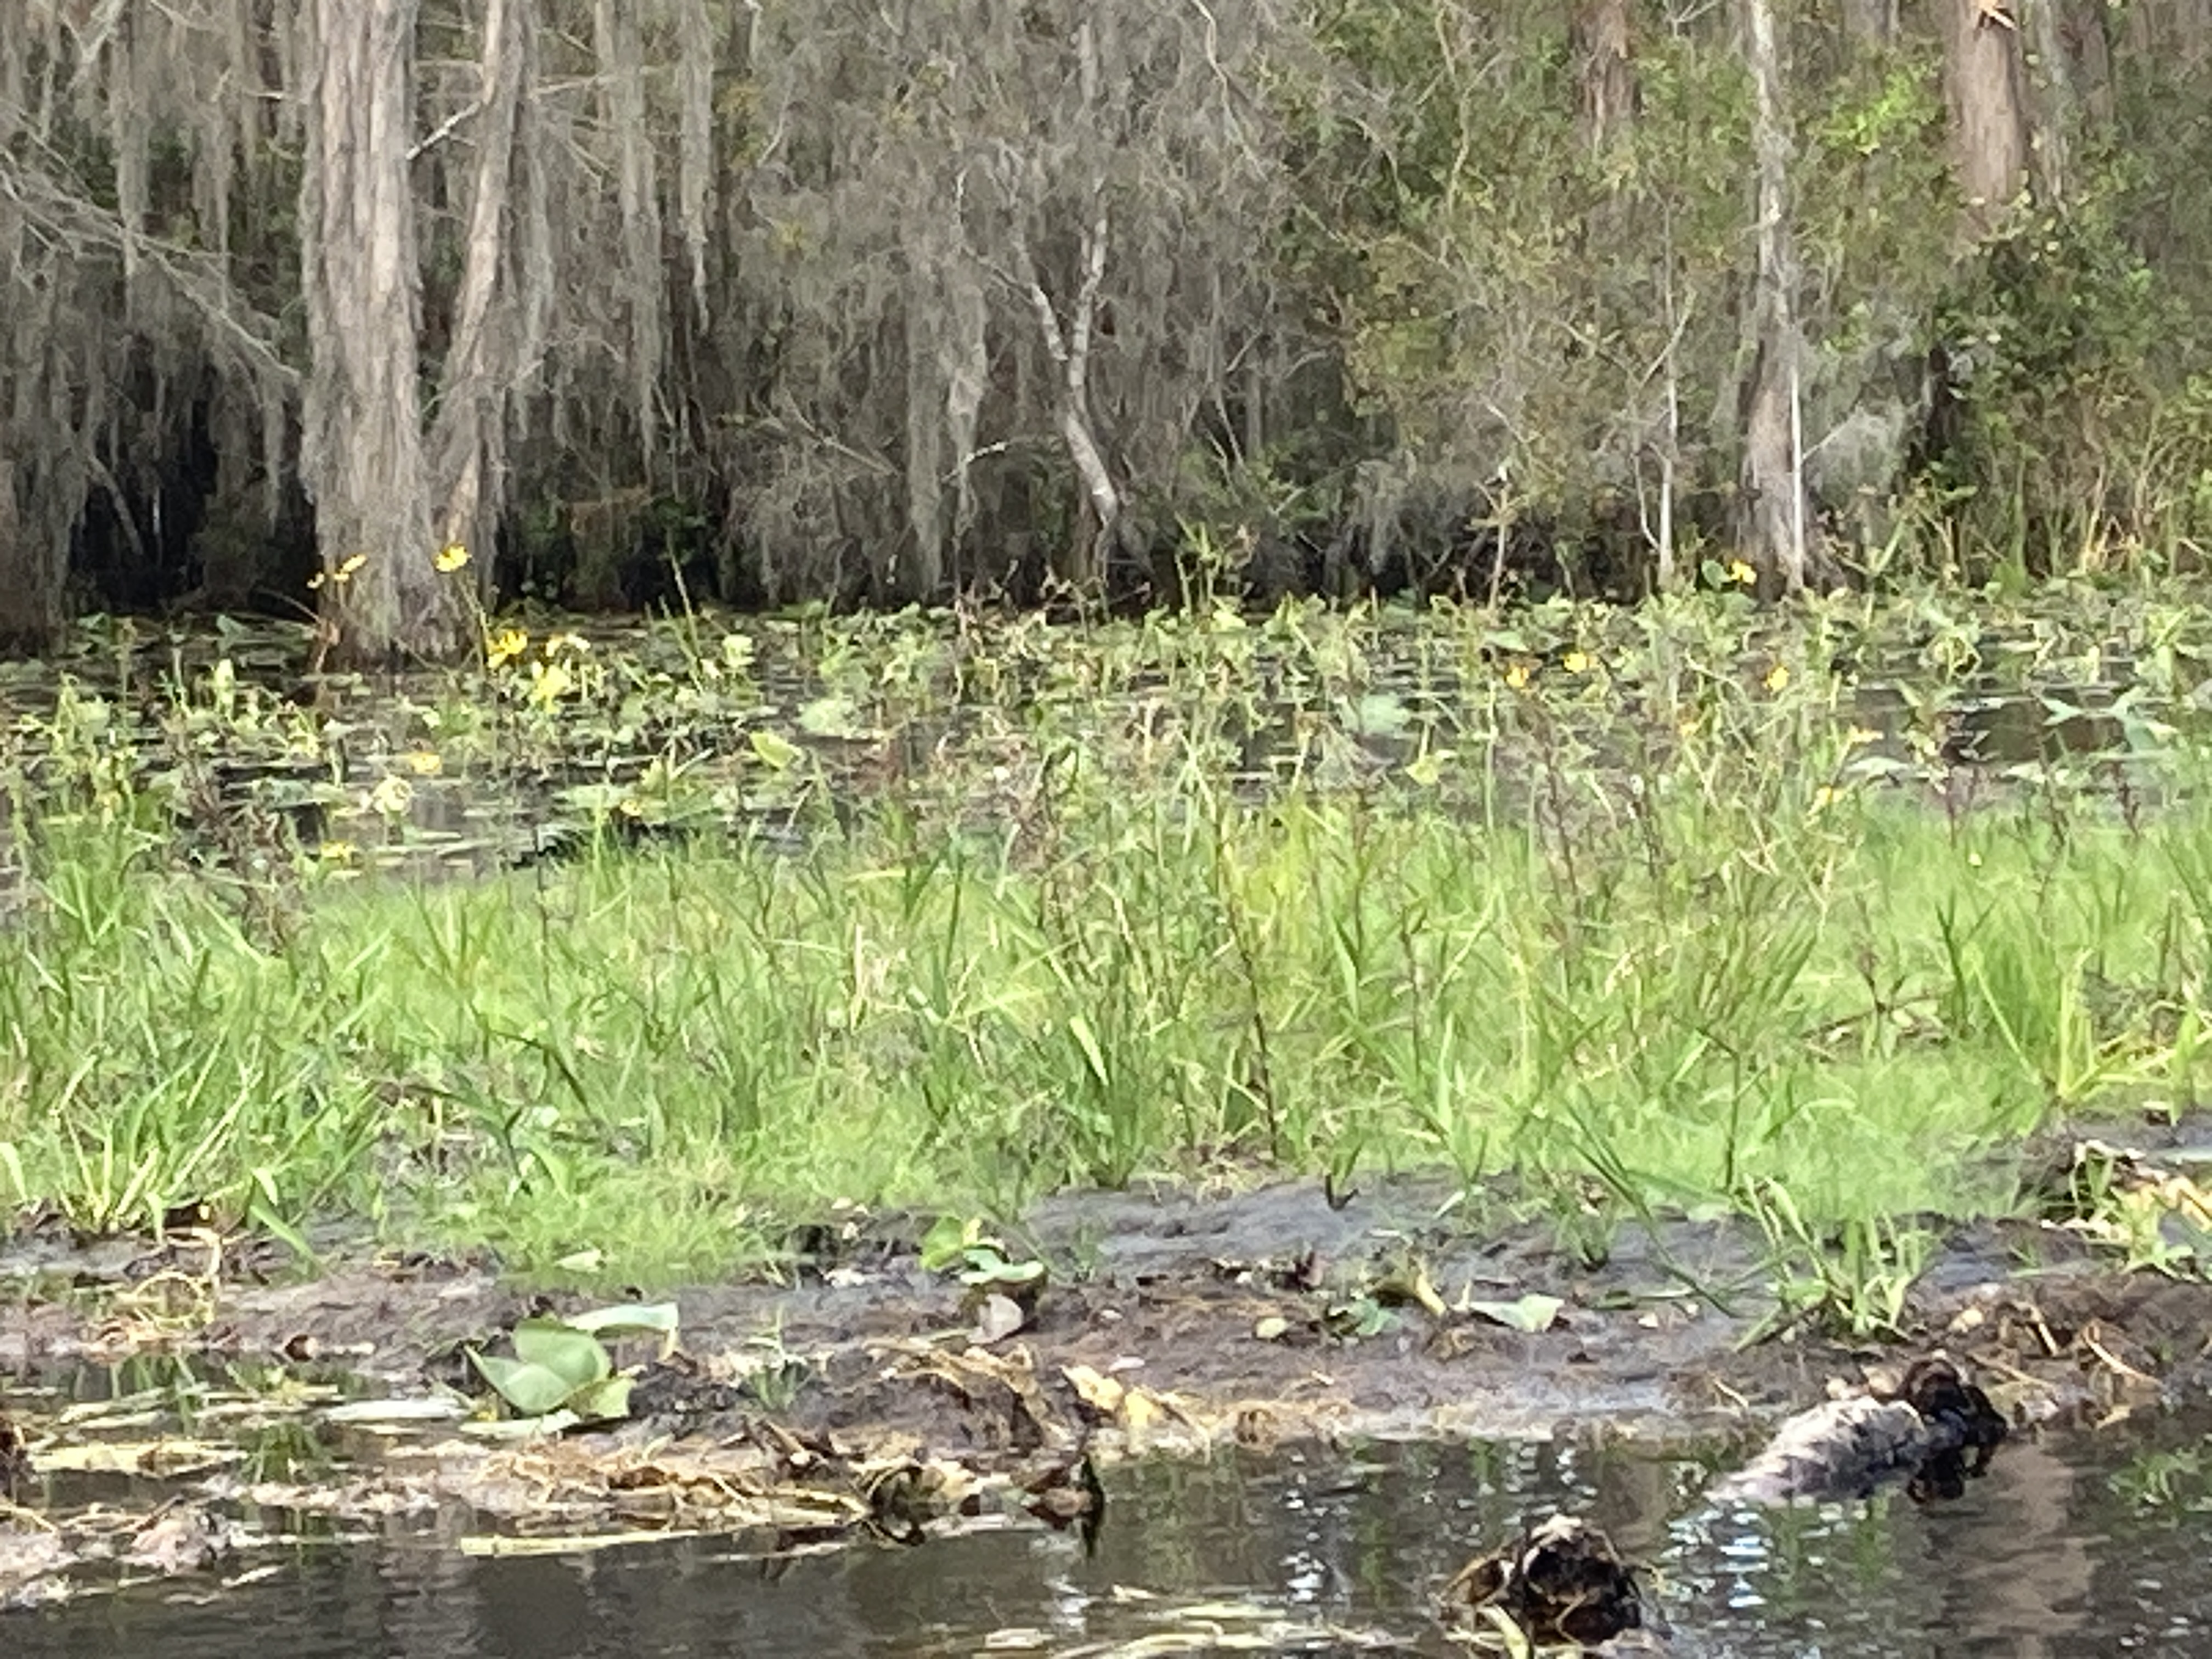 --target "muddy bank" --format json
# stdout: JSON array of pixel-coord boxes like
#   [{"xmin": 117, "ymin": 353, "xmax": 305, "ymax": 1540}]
[{"xmin": 7, "ymin": 1143, "xmax": 2208, "ymax": 1460}]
